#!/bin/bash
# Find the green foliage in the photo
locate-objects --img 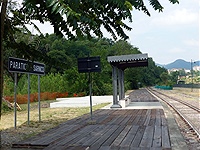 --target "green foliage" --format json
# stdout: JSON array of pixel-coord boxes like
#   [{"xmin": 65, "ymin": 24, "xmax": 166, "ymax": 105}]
[
  {"xmin": 124, "ymin": 58, "xmax": 167, "ymax": 89},
  {"xmin": 3, "ymin": 35, "xmax": 167, "ymax": 96},
  {"xmin": 21, "ymin": 0, "xmax": 179, "ymax": 40},
  {"xmin": 160, "ymin": 72, "xmax": 170, "ymax": 85},
  {"xmin": 2, "ymin": 101, "xmax": 12, "ymax": 114}
]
